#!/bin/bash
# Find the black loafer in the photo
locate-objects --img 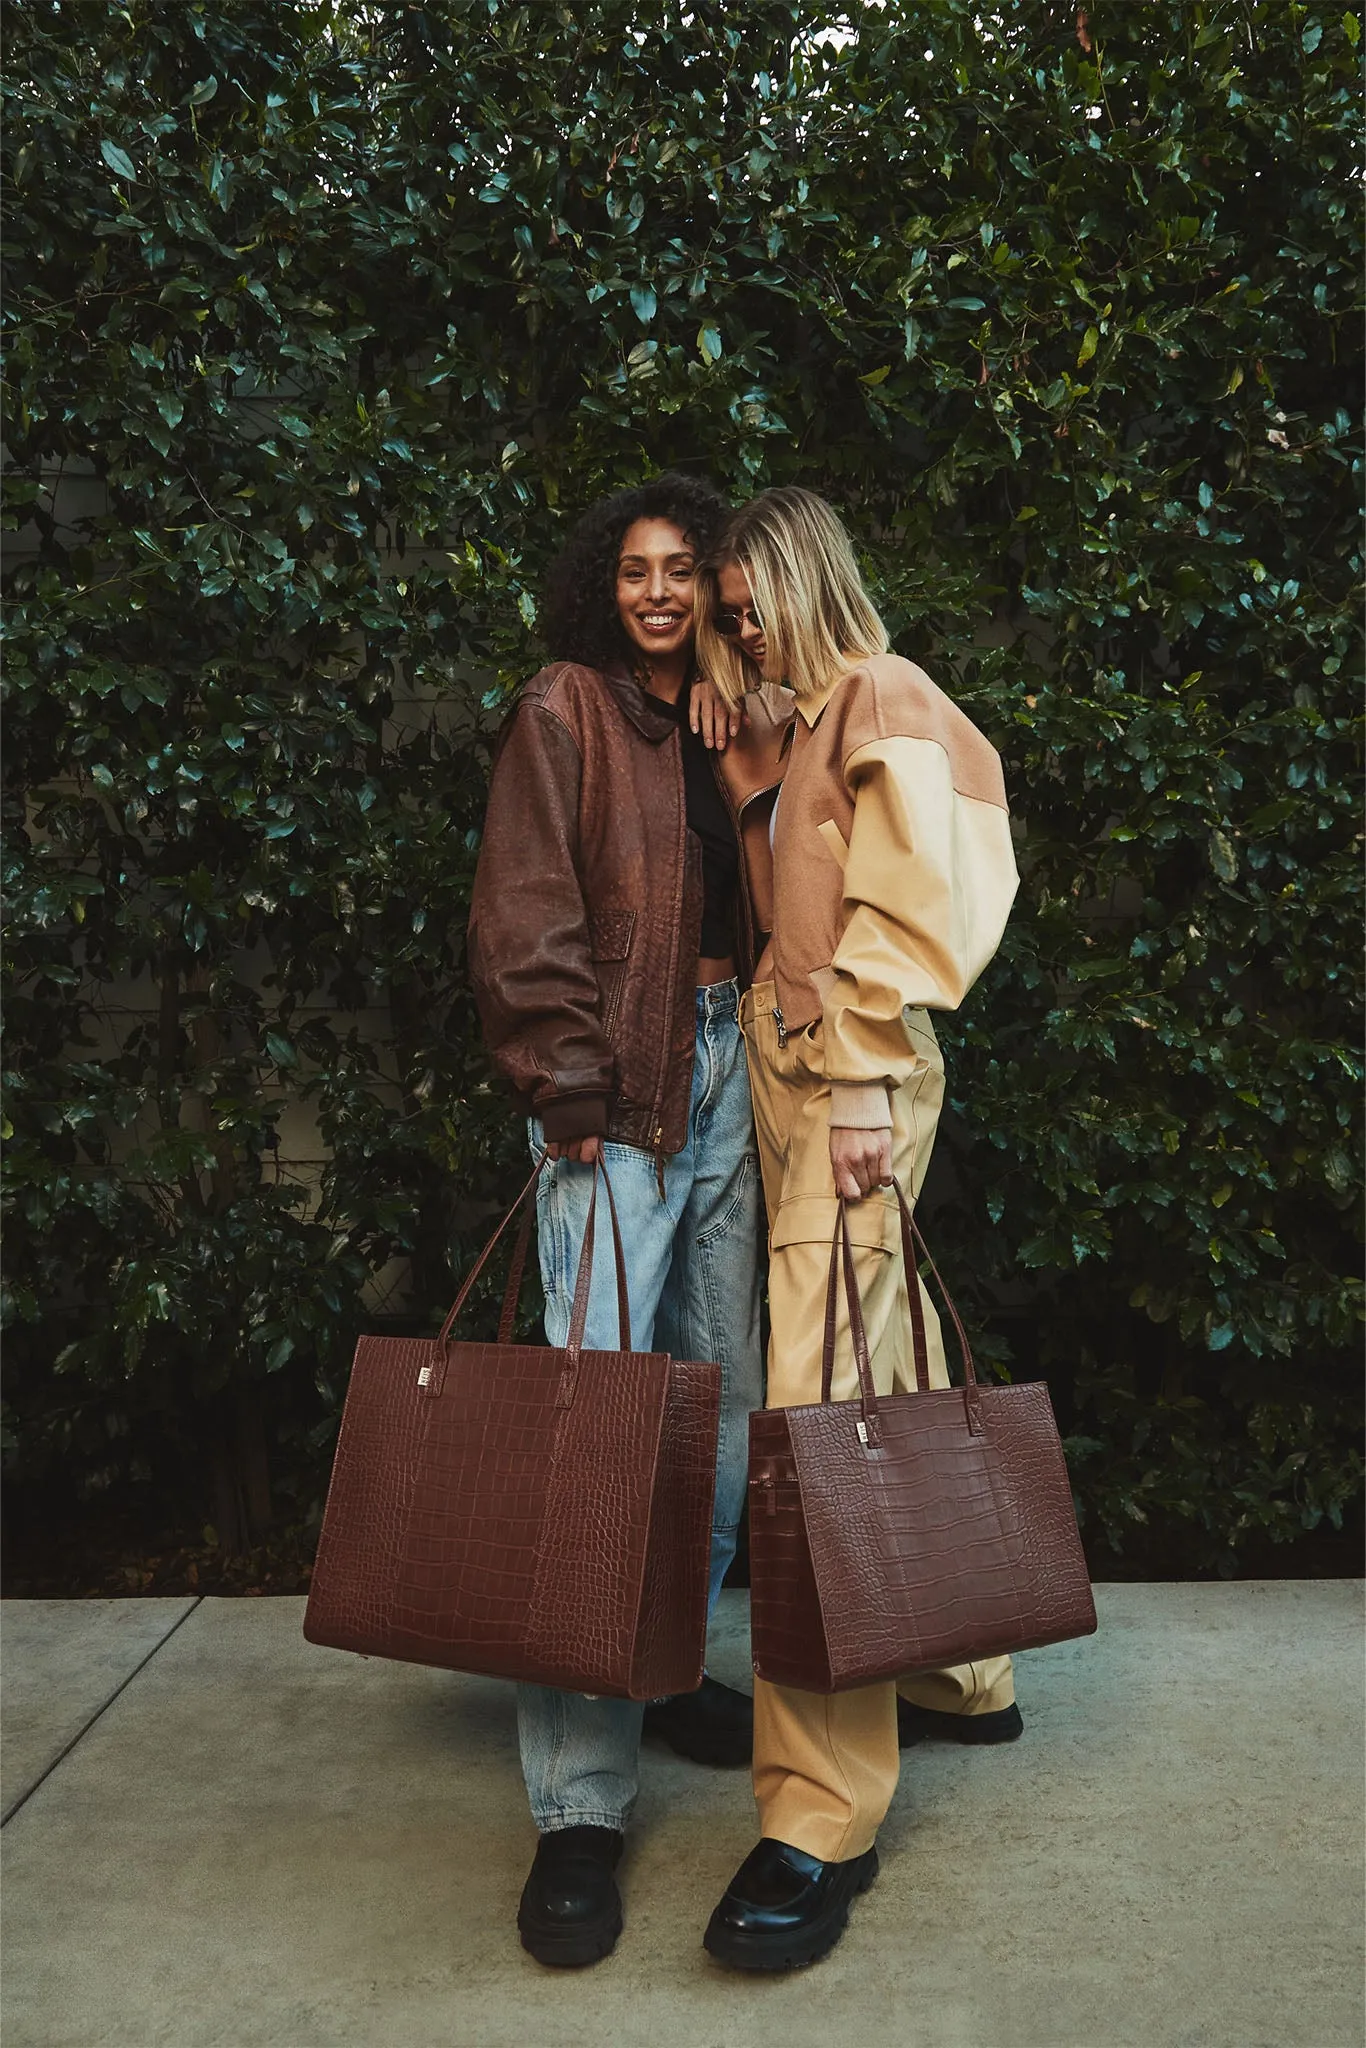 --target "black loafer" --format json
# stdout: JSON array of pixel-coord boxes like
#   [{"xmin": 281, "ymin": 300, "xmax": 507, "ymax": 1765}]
[
  {"xmin": 517, "ymin": 1826, "xmax": 624, "ymax": 1969},
  {"xmin": 896, "ymin": 1699, "xmax": 1024, "ymax": 1748},
  {"xmin": 643, "ymin": 1674, "xmax": 753, "ymax": 1766},
  {"xmin": 703, "ymin": 1837, "xmax": 878, "ymax": 1971}
]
